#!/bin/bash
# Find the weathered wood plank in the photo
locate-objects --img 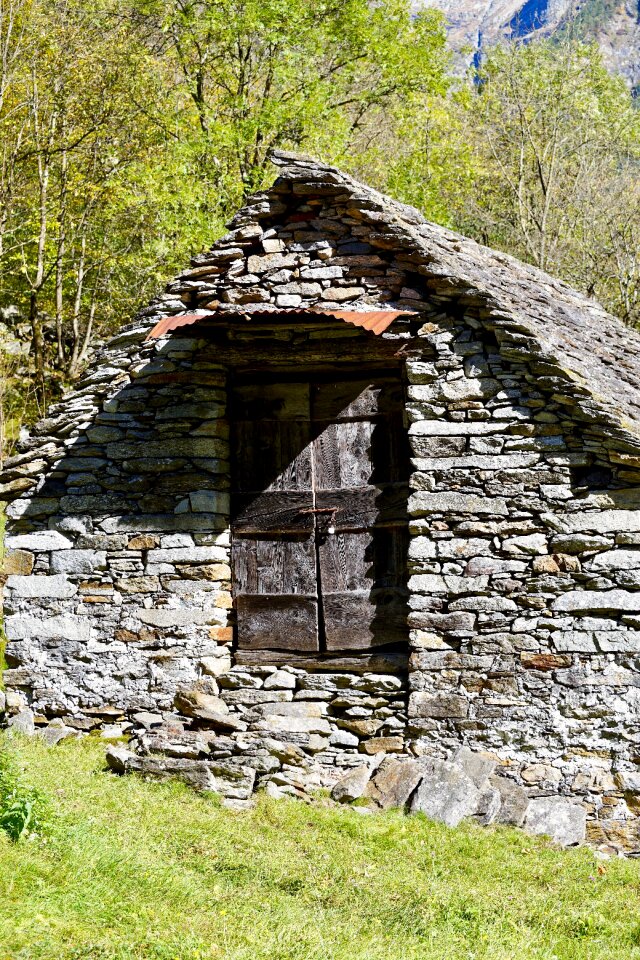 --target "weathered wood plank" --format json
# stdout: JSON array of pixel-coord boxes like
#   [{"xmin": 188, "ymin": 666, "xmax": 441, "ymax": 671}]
[
  {"xmin": 313, "ymin": 420, "xmax": 374, "ymax": 488},
  {"xmin": 231, "ymin": 491, "xmax": 314, "ymax": 534},
  {"xmin": 236, "ymin": 595, "xmax": 319, "ymax": 651},
  {"xmin": 232, "ymin": 381, "xmax": 310, "ymax": 421},
  {"xmin": 312, "ymin": 377, "xmax": 403, "ymax": 421},
  {"xmin": 232, "ymin": 536, "xmax": 317, "ymax": 595},
  {"xmin": 200, "ymin": 337, "xmax": 410, "ymax": 368},
  {"xmin": 234, "ymin": 648, "xmax": 409, "ymax": 674},
  {"xmin": 314, "ymin": 485, "xmax": 409, "ymax": 530},
  {"xmin": 318, "ymin": 527, "xmax": 408, "ymax": 593},
  {"xmin": 233, "ymin": 421, "xmax": 313, "ymax": 492},
  {"xmin": 323, "ymin": 590, "xmax": 409, "ymax": 650}
]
